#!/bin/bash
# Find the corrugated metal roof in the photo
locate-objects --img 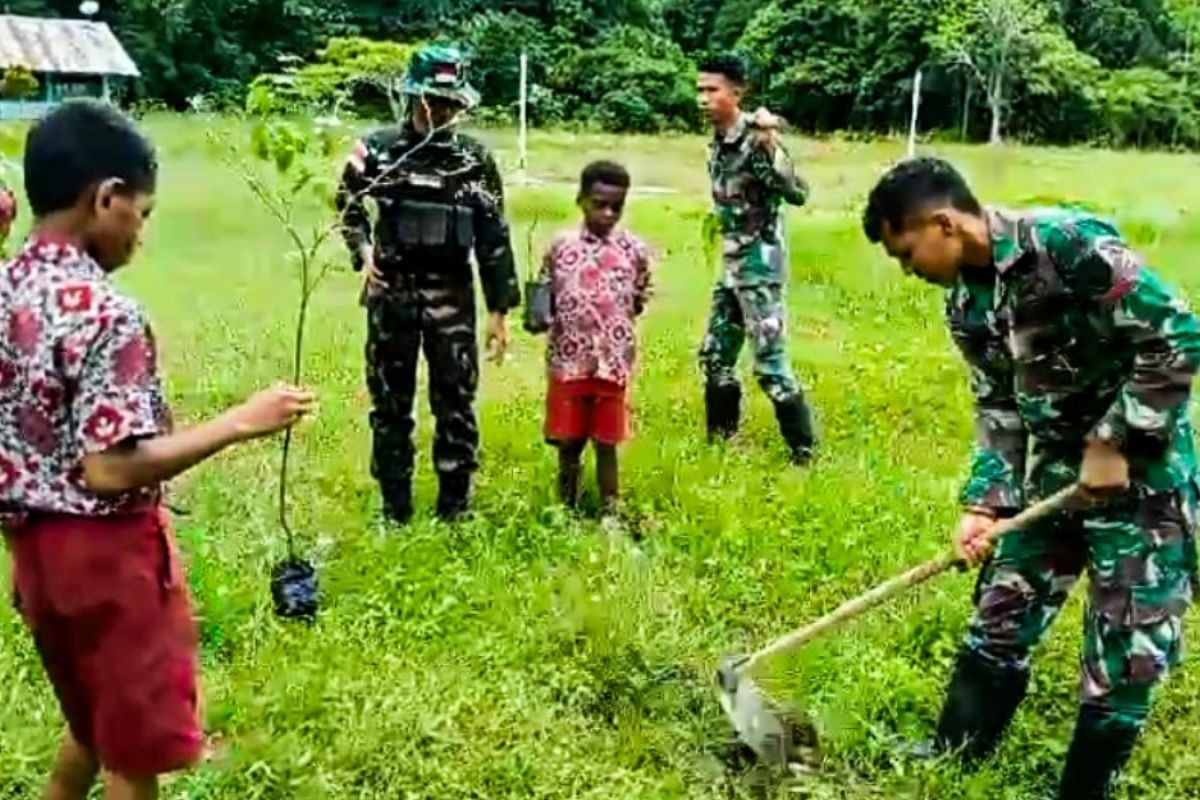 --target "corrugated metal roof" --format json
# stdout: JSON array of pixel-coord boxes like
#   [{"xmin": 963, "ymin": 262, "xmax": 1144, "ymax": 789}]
[{"xmin": 0, "ymin": 15, "xmax": 139, "ymax": 78}]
